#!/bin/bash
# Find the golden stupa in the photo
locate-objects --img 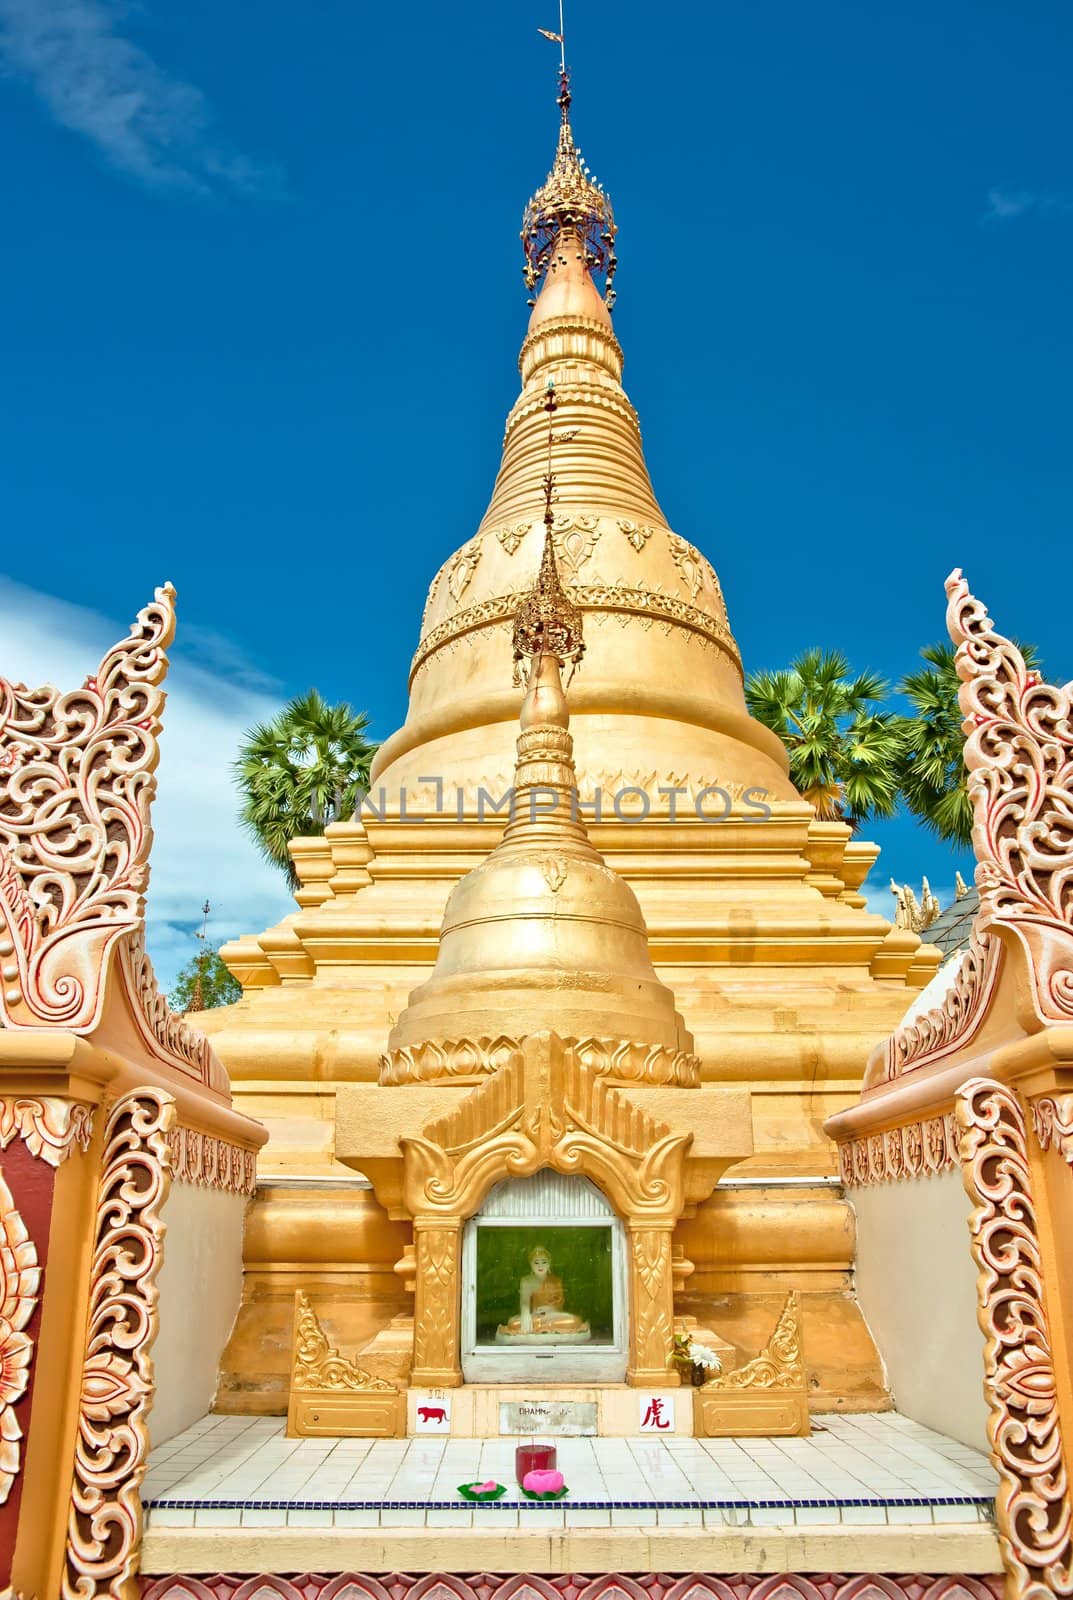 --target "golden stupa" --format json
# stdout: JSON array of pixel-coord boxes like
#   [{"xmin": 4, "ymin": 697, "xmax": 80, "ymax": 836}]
[{"xmin": 201, "ymin": 68, "xmax": 941, "ymax": 1415}]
